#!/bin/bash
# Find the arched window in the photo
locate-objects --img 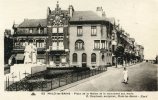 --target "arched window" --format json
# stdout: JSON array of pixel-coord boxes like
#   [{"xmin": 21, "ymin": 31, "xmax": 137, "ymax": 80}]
[
  {"xmin": 82, "ymin": 53, "xmax": 87, "ymax": 62},
  {"xmin": 73, "ymin": 53, "xmax": 77, "ymax": 62},
  {"xmin": 75, "ymin": 40, "xmax": 84, "ymax": 50},
  {"xmin": 91, "ymin": 53, "xmax": 96, "ymax": 62}
]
